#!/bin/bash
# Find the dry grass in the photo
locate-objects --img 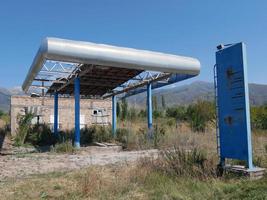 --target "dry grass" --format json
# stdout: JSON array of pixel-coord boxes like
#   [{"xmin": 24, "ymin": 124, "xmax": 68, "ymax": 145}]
[
  {"xmin": 0, "ymin": 155, "xmax": 266, "ymax": 200},
  {"xmin": 0, "ymin": 164, "xmax": 150, "ymax": 200},
  {"xmin": 118, "ymin": 119, "xmax": 217, "ymax": 153},
  {"xmin": 119, "ymin": 119, "xmax": 267, "ymax": 166},
  {"xmin": 0, "ymin": 119, "xmax": 266, "ymax": 199}
]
